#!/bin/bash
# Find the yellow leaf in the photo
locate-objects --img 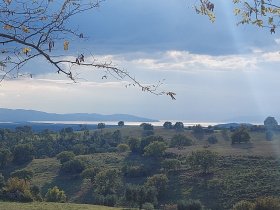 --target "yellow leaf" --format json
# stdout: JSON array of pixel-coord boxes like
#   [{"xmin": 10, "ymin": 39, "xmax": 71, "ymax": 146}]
[
  {"xmin": 22, "ymin": 48, "xmax": 31, "ymax": 55},
  {"xmin": 3, "ymin": 24, "xmax": 13, "ymax": 30},
  {"xmin": 22, "ymin": 27, "xmax": 30, "ymax": 33},
  {"xmin": 63, "ymin": 41, "xmax": 69, "ymax": 51}
]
